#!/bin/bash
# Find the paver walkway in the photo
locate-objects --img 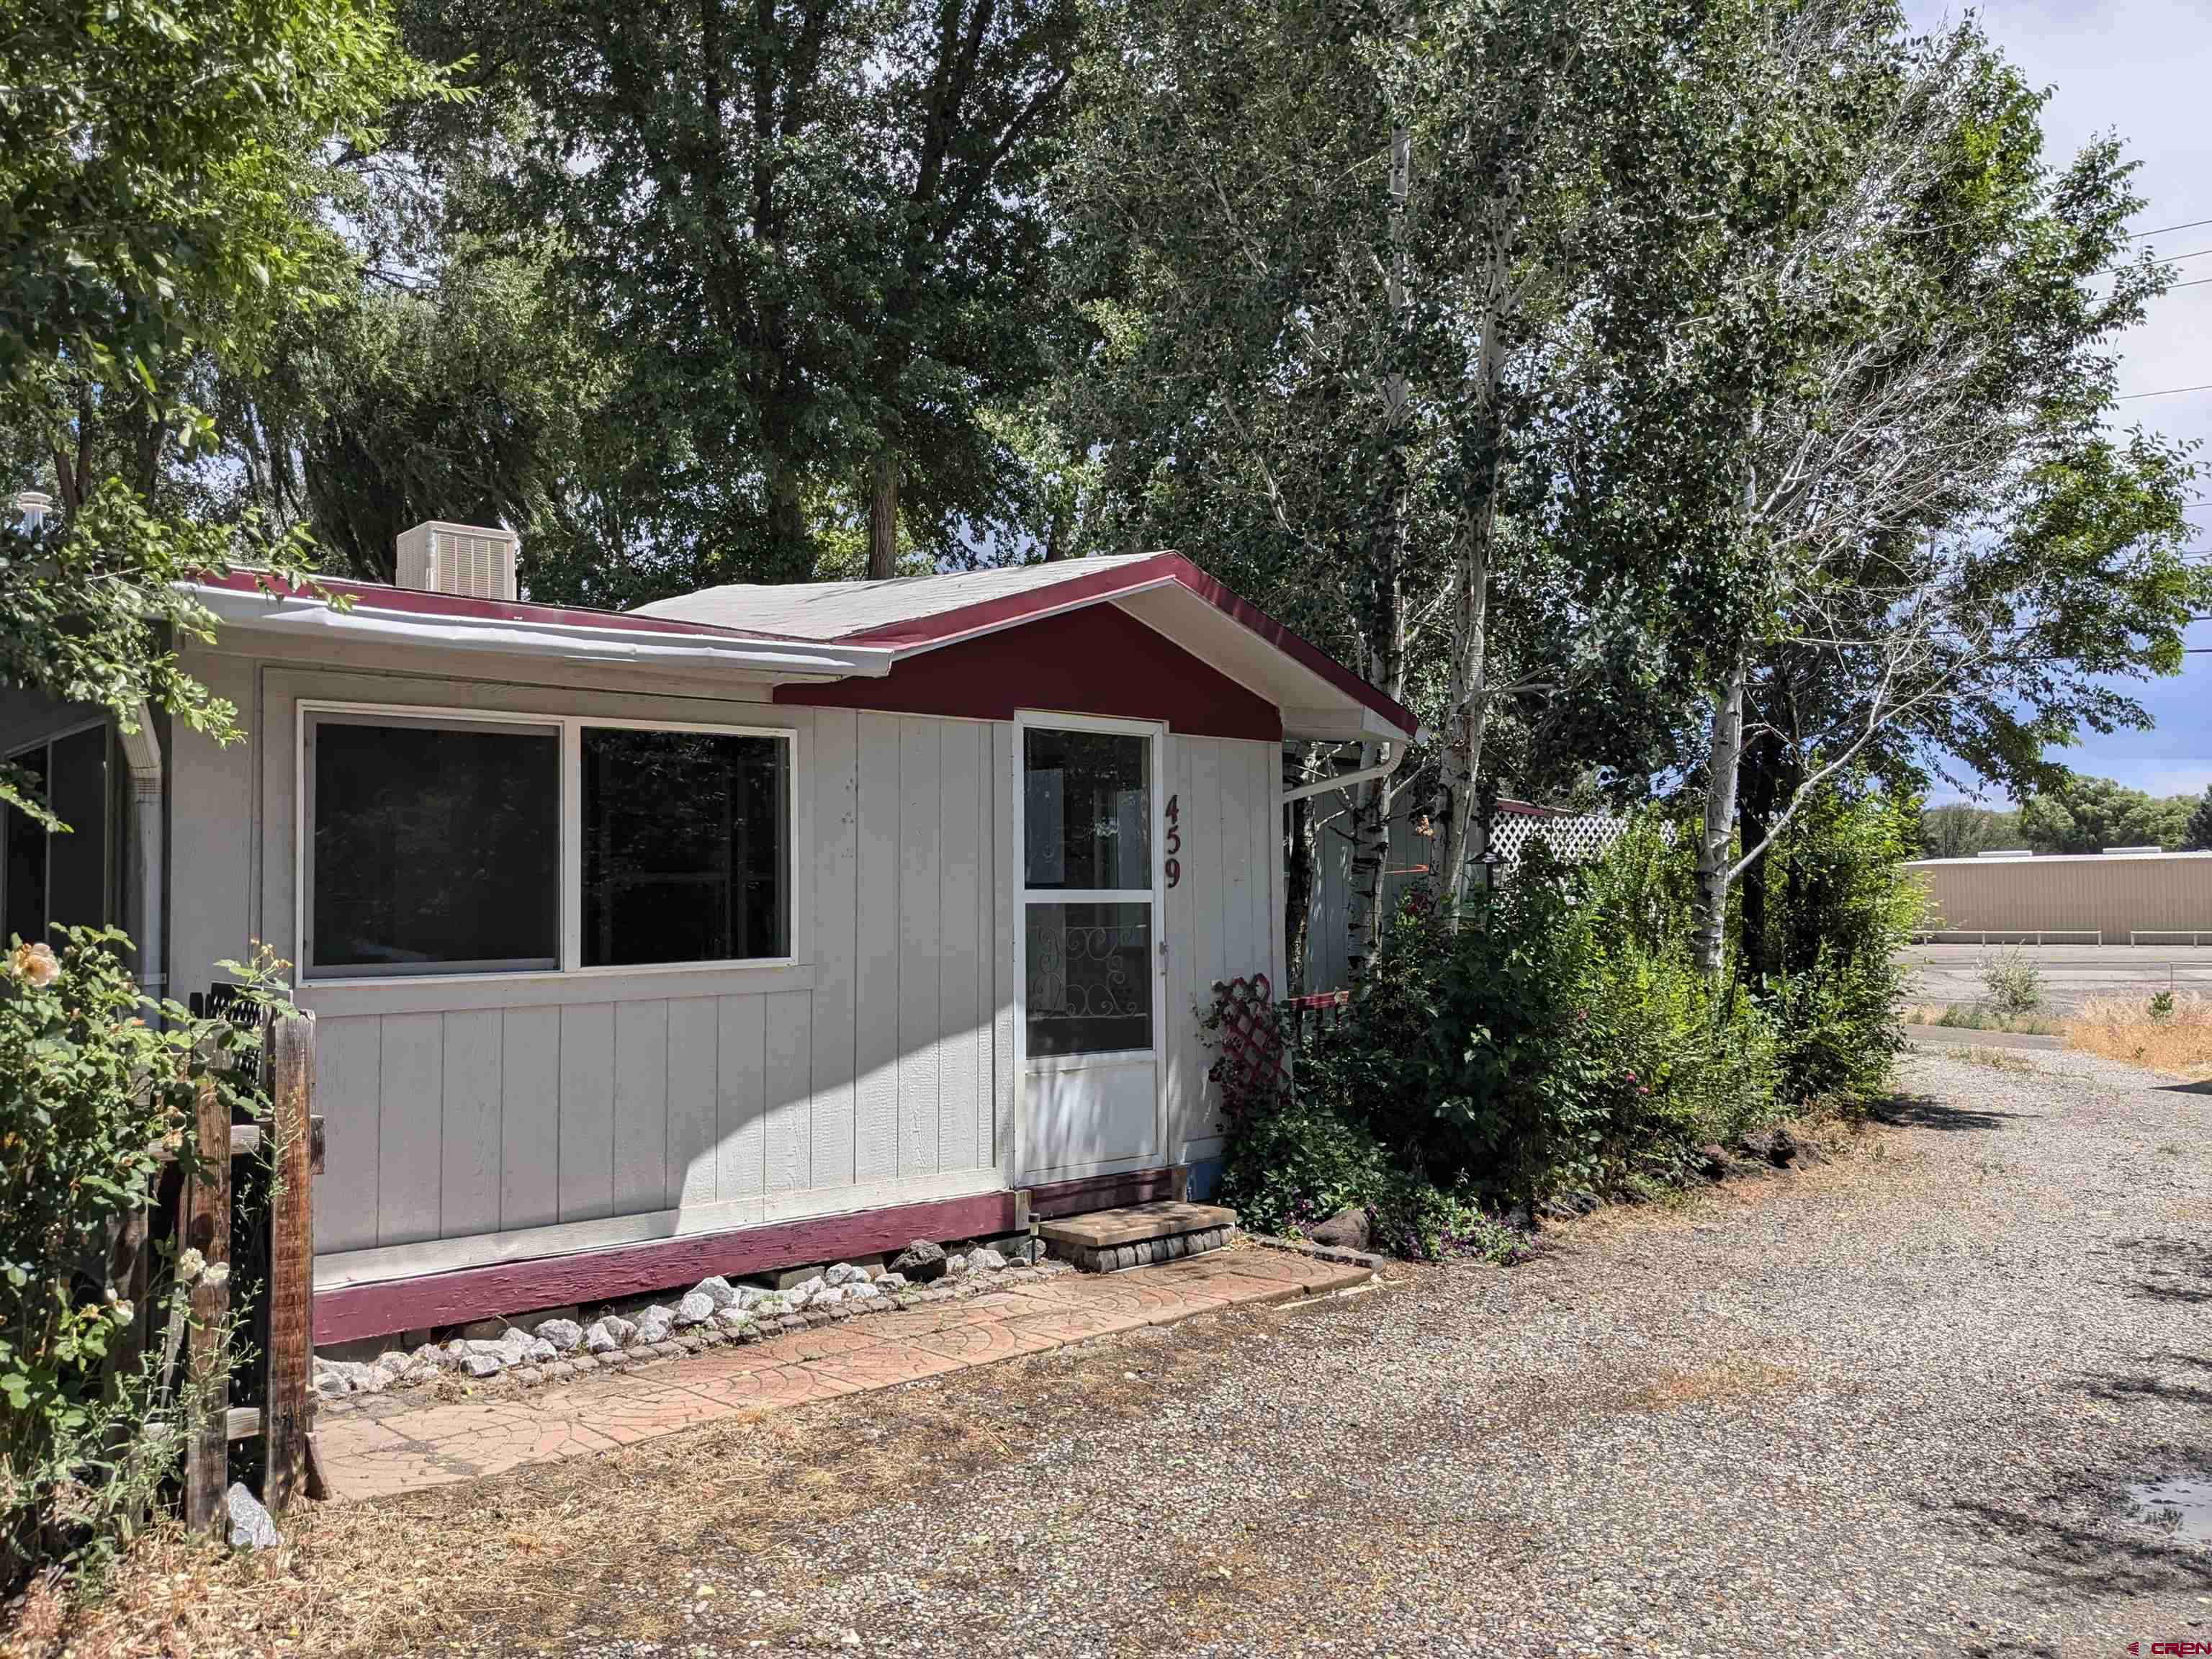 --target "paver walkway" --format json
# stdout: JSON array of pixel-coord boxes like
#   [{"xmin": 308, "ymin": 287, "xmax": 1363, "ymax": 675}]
[{"xmin": 315, "ymin": 1243, "xmax": 1372, "ymax": 1500}]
